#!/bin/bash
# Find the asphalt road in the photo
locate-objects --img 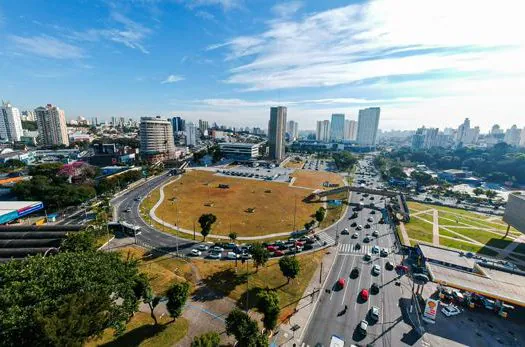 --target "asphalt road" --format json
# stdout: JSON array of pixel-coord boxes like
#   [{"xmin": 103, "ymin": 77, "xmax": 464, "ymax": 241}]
[{"xmin": 302, "ymin": 158, "xmax": 421, "ymax": 347}]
